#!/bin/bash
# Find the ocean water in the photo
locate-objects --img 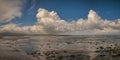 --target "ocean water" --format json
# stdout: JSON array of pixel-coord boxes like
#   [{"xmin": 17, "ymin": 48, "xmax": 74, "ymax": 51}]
[{"xmin": 0, "ymin": 35, "xmax": 120, "ymax": 60}]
